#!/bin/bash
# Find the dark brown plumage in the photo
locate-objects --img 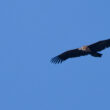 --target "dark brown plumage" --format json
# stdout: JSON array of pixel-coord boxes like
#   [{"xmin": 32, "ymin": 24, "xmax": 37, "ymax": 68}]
[{"xmin": 51, "ymin": 39, "xmax": 110, "ymax": 64}]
